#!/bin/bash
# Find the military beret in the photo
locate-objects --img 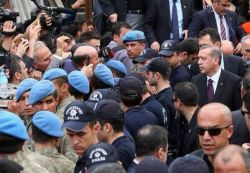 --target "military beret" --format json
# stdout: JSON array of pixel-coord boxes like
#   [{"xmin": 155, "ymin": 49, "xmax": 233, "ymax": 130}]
[
  {"xmin": 15, "ymin": 78, "xmax": 37, "ymax": 101},
  {"xmin": 42, "ymin": 68, "xmax": 67, "ymax": 81},
  {"xmin": 28, "ymin": 80, "xmax": 55, "ymax": 105},
  {"xmin": 32, "ymin": 111, "xmax": 63, "ymax": 138},
  {"xmin": 94, "ymin": 64, "xmax": 114, "ymax": 87},
  {"xmin": 68, "ymin": 71, "xmax": 89, "ymax": 94},
  {"xmin": 0, "ymin": 110, "xmax": 29, "ymax": 140},
  {"xmin": 106, "ymin": 60, "xmax": 127, "ymax": 76},
  {"xmin": 123, "ymin": 30, "xmax": 145, "ymax": 43}
]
